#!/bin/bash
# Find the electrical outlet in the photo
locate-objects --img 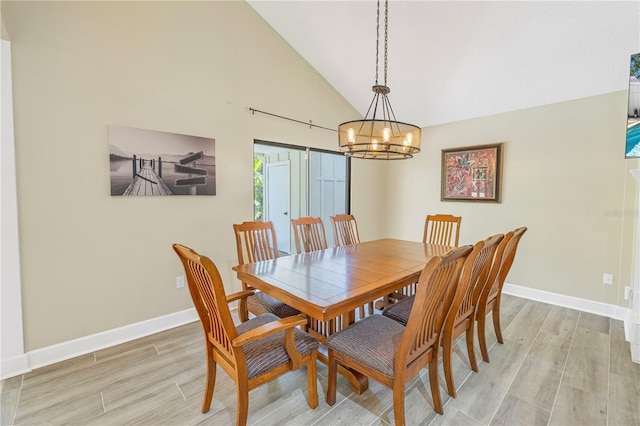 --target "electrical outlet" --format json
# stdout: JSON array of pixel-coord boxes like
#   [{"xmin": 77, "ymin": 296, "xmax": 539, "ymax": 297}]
[
  {"xmin": 624, "ymin": 285, "xmax": 632, "ymax": 300},
  {"xmin": 176, "ymin": 276, "xmax": 185, "ymax": 288},
  {"xmin": 603, "ymin": 273, "xmax": 613, "ymax": 285}
]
